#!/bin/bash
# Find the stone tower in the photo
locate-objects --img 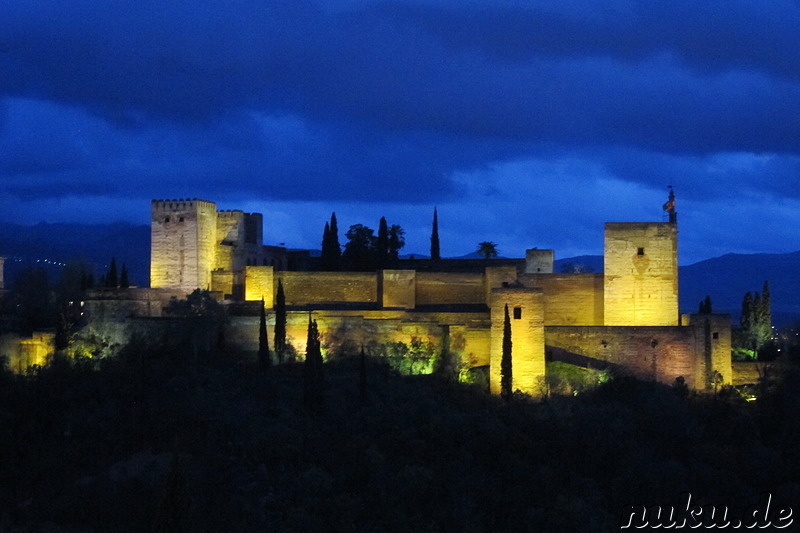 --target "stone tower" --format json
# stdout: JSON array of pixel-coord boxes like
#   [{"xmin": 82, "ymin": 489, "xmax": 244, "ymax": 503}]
[
  {"xmin": 489, "ymin": 287, "xmax": 545, "ymax": 395},
  {"xmin": 603, "ymin": 222, "xmax": 679, "ymax": 326},
  {"xmin": 151, "ymin": 199, "xmax": 218, "ymax": 290}
]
